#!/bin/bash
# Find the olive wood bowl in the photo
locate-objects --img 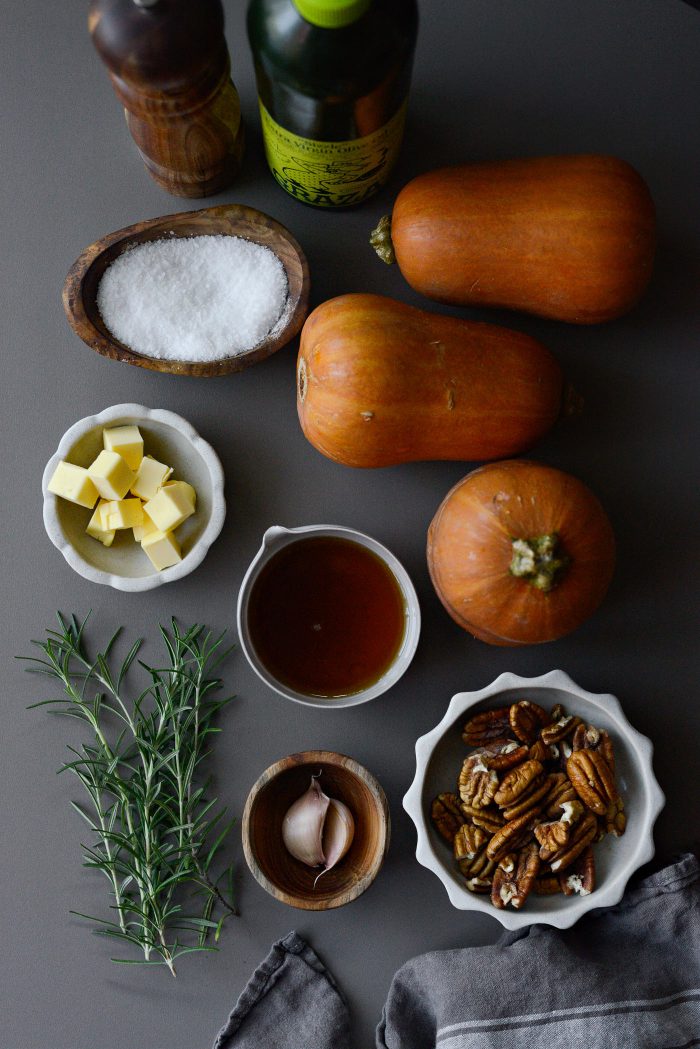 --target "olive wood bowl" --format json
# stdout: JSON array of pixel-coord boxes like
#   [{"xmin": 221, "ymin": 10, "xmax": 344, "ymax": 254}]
[
  {"xmin": 242, "ymin": 751, "xmax": 390, "ymax": 911},
  {"xmin": 62, "ymin": 204, "xmax": 310, "ymax": 377}
]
